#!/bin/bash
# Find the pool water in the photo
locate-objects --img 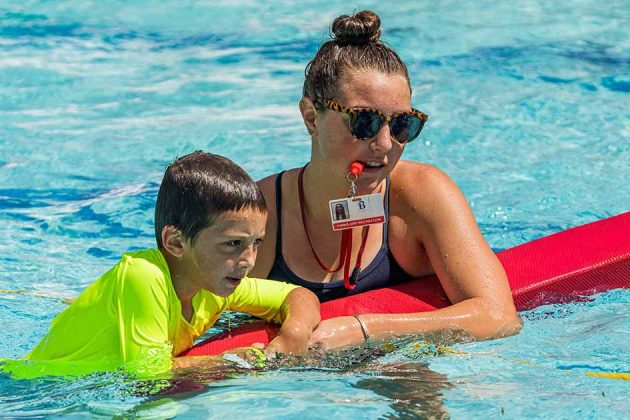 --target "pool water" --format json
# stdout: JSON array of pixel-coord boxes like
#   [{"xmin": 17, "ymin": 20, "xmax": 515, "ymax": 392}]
[{"xmin": 1, "ymin": 0, "xmax": 628, "ymax": 417}]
